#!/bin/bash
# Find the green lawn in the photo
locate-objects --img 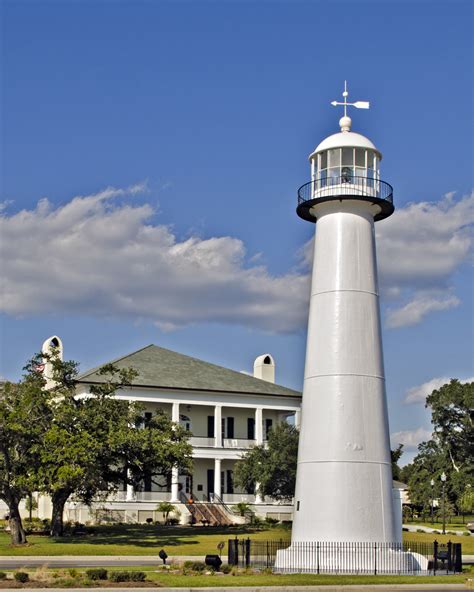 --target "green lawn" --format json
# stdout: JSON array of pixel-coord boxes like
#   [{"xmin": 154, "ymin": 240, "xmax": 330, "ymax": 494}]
[
  {"xmin": 0, "ymin": 525, "xmax": 290, "ymax": 556},
  {"xmin": 0, "ymin": 524, "xmax": 472, "ymax": 556},
  {"xmin": 1, "ymin": 566, "xmax": 472, "ymax": 587}
]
